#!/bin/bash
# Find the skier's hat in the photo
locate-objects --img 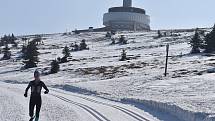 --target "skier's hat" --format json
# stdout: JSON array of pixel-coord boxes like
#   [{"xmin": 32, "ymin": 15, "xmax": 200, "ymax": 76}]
[{"xmin": 34, "ymin": 70, "xmax": 40, "ymax": 77}]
